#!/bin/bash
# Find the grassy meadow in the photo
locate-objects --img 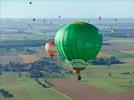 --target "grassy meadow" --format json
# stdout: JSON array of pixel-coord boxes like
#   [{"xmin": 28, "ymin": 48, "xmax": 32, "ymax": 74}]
[
  {"xmin": 79, "ymin": 63, "xmax": 134, "ymax": 95},
  {"xmin": 0, "ymin": 72, "xmax": 70, "ymax": 100}
]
